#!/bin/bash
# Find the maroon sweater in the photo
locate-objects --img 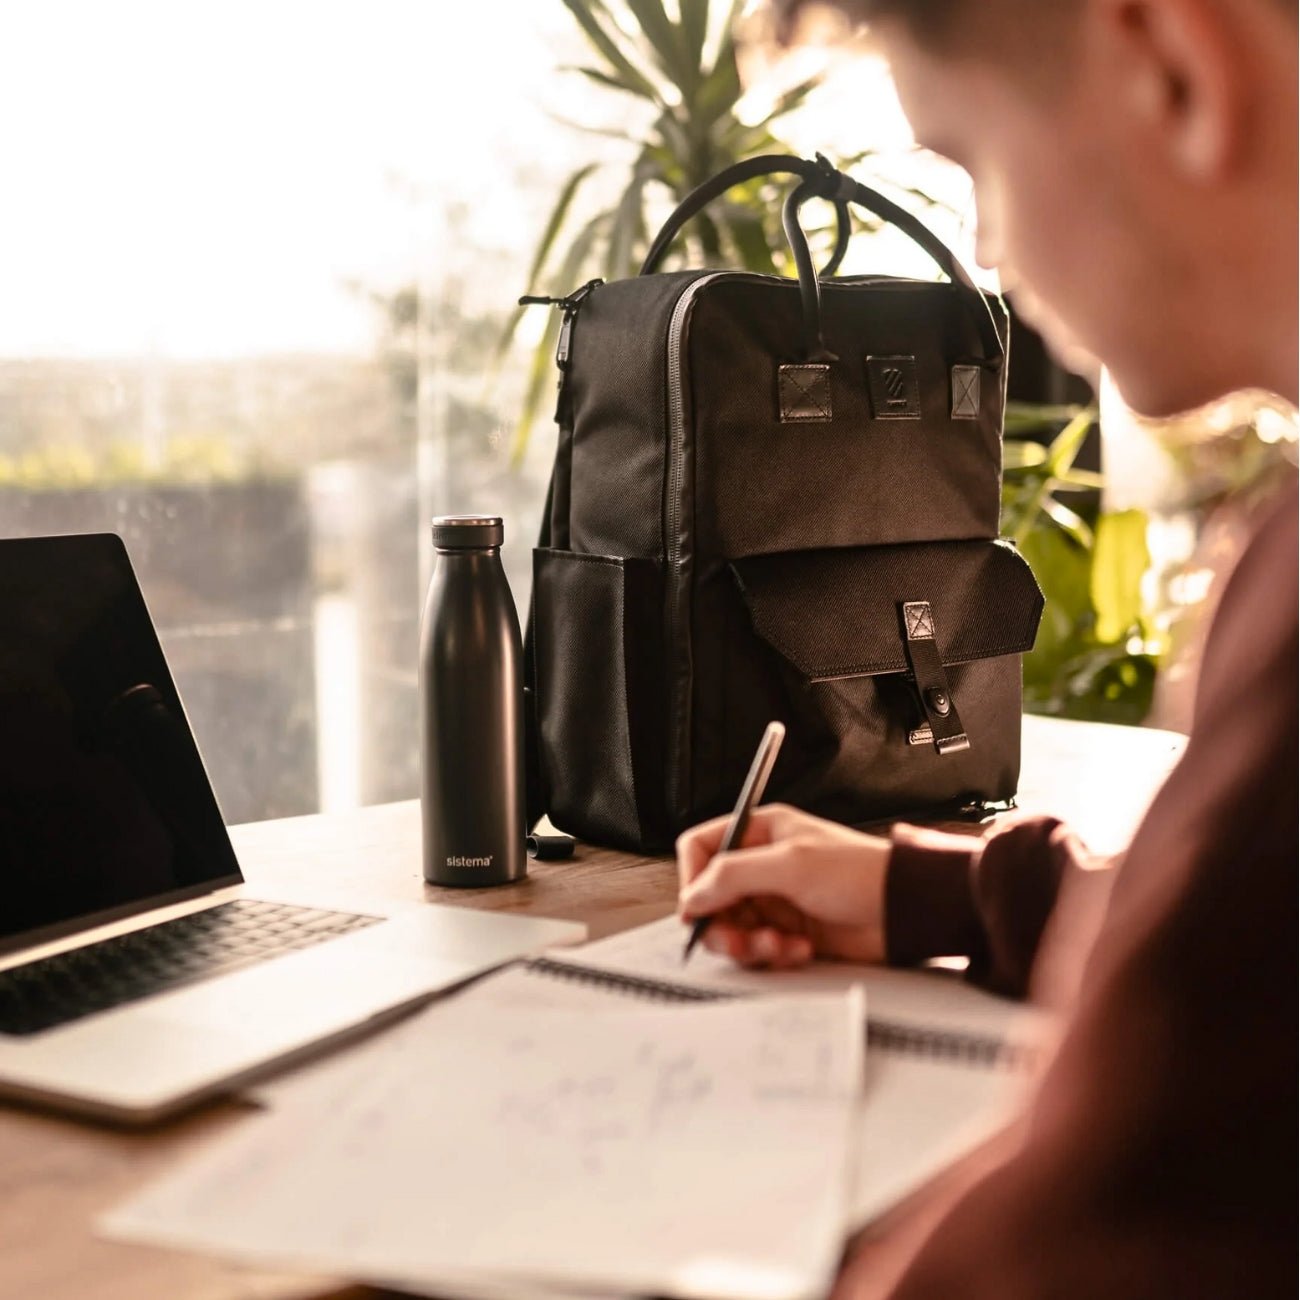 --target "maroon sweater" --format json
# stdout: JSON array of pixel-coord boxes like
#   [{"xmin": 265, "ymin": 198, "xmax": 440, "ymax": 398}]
[{"xmin": 873, "ymin": 485, "xmax": 1297, "ymax": 1298}]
